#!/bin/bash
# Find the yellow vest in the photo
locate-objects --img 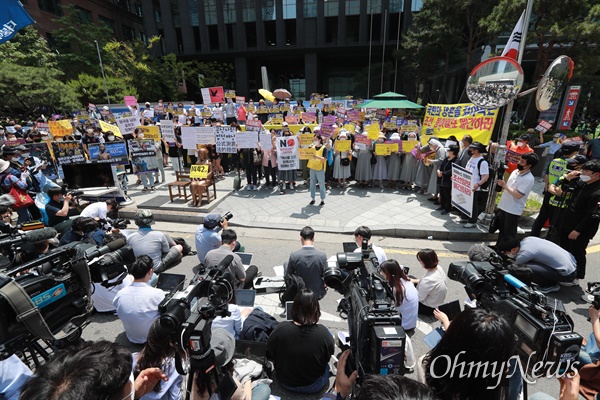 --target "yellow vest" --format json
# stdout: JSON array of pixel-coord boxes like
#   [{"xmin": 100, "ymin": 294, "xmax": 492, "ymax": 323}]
[{"xmin": 307, "ymin": 146, "xmax": 326, "ymax": 171}]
